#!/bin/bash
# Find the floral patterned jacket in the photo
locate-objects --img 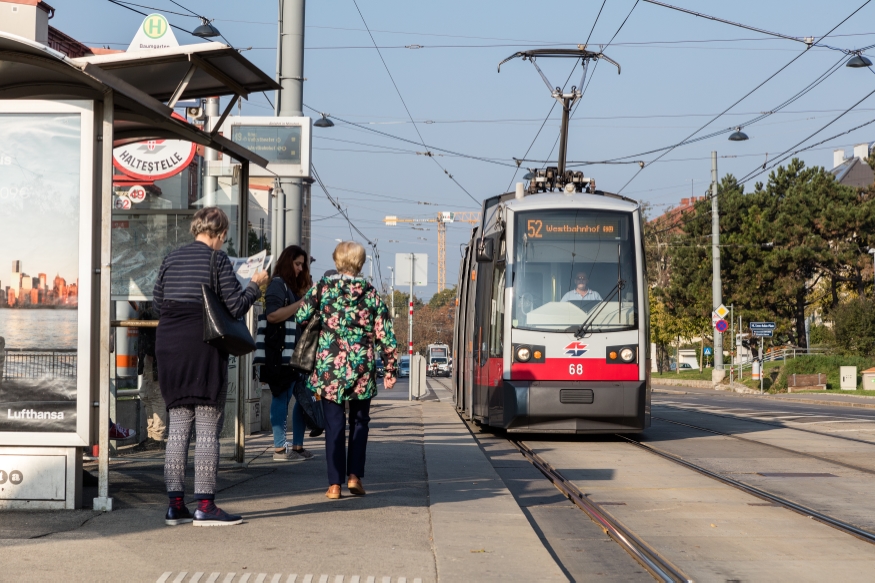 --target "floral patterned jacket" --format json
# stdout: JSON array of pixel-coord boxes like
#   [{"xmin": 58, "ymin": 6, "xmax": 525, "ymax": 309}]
[{"xmin": 295, "ymin": 274, "xmax": 398, "ymax": 403}]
